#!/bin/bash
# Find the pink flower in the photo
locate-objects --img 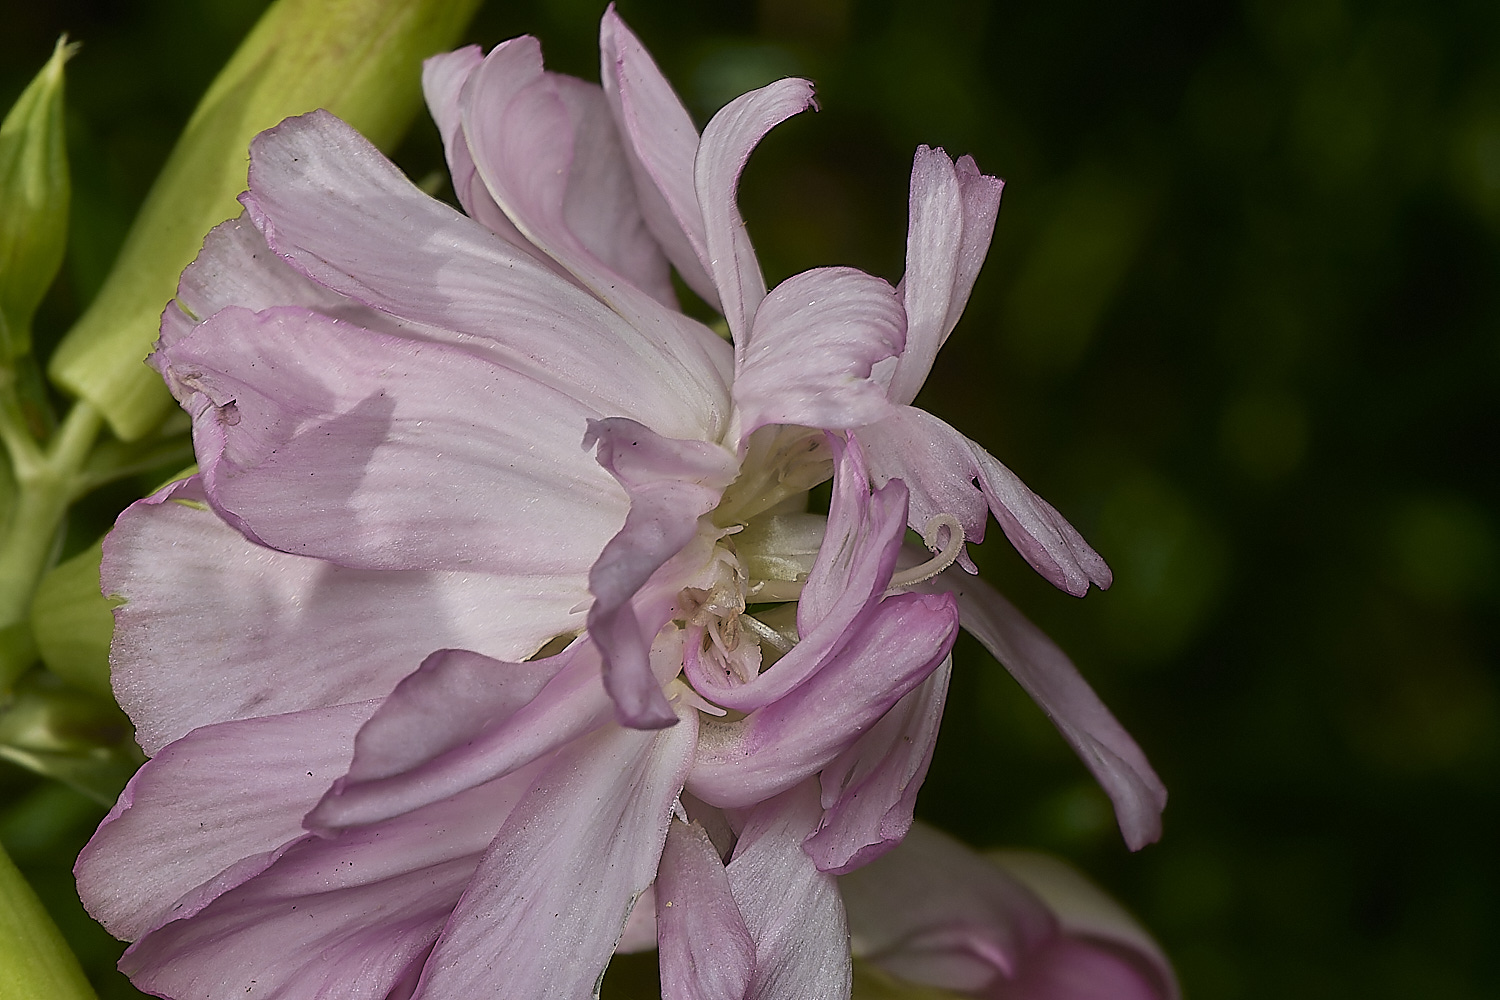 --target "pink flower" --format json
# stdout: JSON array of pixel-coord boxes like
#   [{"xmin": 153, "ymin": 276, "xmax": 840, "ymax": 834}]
[
  {"xmin": 76, "ymin": 8, "xmax": 1166, "ymax": 999},
  {"xmin": 842, "ymin": 823, "xmax": 1180, "ymax": 1000}
]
